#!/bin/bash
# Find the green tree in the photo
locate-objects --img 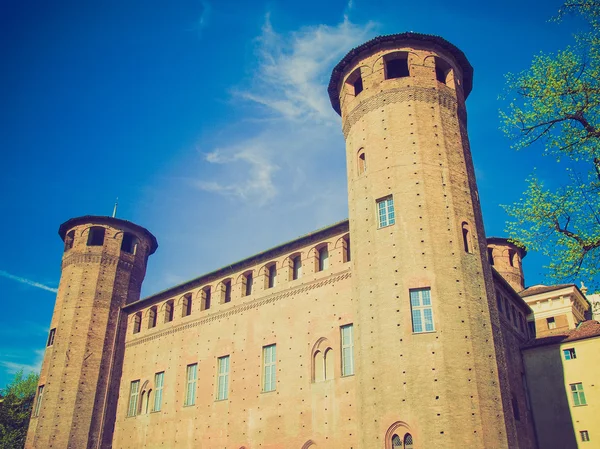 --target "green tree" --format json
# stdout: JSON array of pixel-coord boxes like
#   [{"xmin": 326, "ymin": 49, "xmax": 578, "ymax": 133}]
[
  {"xmin": 501, "ymin": 0, "xmax": 600, "ymax": 289},
  {"xmin": 0, "ymin": 370, "xmax": 39, "ymax": 449}
]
